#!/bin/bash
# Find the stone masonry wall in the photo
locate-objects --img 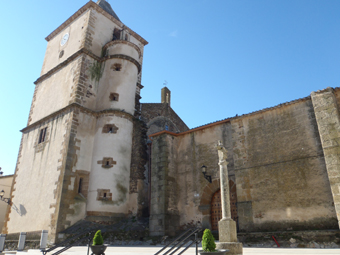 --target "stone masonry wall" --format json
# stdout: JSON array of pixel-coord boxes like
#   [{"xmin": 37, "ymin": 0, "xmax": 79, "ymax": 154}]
[
  {"xmin": 149, "ymin": 134, "xmax": 180, "ymax": 236},
  {"xmin": 129, "ymin": 118, "xmax": 148, "ymax": 217},
  {"xmin": 4, "ymin": 109, "xmax": 73, "ymax": 243},
  {"xmin": 174, "ymin": 124, "xmax": 234, "ymax": 230},
  {"xmin": 149, "ymin": 123, "xmax": 235, "ymax": 235},
  {"xmin": 149, "ymin": 94, "xmax": 338, "ymax": 236},
  {"xmin": 141, "ymin": 103, "xmax": 189, "ymax": 136},
  {"xmin": 232, "ymin": 98, "xmax": 336, "ymax": 232},
  {"xmin": 312, "ymin": 87, "xmax": 340, "ymax": 228},
  {"xmin": 54, "ymin": 108, "xmax": 95, "ymax": 239}
]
